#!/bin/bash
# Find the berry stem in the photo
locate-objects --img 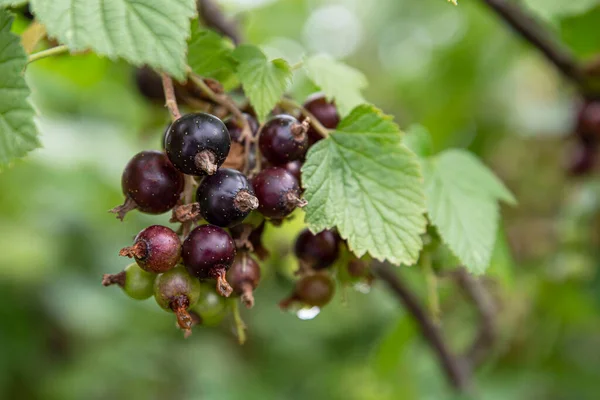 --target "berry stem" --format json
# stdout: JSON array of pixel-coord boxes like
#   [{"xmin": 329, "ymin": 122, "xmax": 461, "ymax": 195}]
[
  {"xmin": 109, "ymin": 196, "xmax": 138, "ymax": 221},
  {"xmin": 180, "ymin": 175, "xmax": 198, "ymax": 238},
  {"xmin": 27, "ymin": 44, "xmax": 69, "ymax": 64},
  {"xmin": 102, "ymin": 271, "xmax": 126, "ymax": 287},
  {"xmin": 231, "ymin": 300, "xmax": 247, "ymax": 344},
  {"xmin": 161, "ymin": 73, "xmax": 182, "ymax": 121},
  {"xmin": 119, "ymin": 241, "xmax": 148, "ymax": 260},
  {"xmin": 171, "ymin": 295, "xmax": 193, "ymax": 338},
  {"xmin": 234, "ymin": 190, "xmax": 259, "ymax": 213},
  {"xmin": 279, "ymin": 98, "xmax": 330, "ymax": 138},
  {"xmin": 421, "ymin": 252, "xmax": 441, "ymax": 326},
  {"xmin": 195, "ymin": 150, "xmax": 218, "ymax": 175},
  {"xmin": 211, "ymin": 267, "xmax": 233, "ymax": 297}
]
